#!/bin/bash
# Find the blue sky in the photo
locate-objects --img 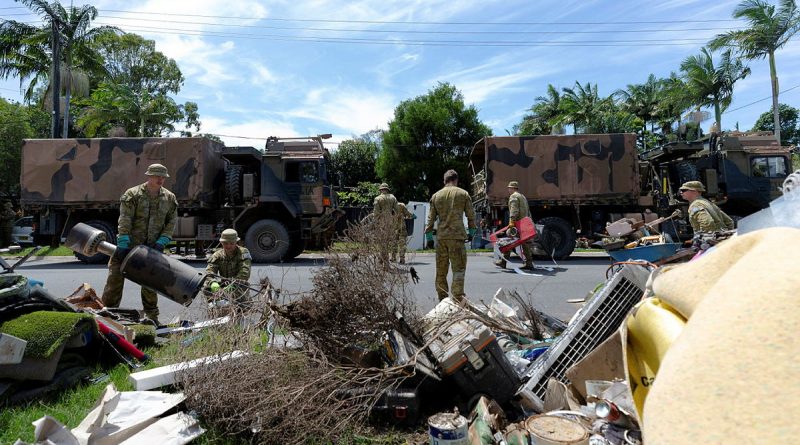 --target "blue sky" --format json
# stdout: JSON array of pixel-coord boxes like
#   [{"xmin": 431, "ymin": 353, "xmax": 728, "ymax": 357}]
[{"xmin": 2, "ymin": 0, "xmax": 799, "ymax": 149}]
